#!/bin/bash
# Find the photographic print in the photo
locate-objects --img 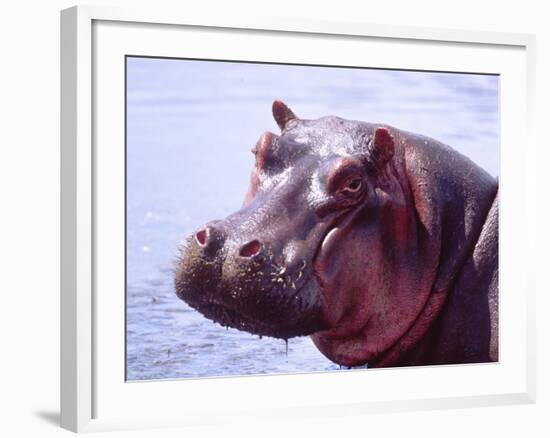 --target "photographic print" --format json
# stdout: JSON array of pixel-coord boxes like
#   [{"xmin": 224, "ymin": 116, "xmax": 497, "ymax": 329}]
[{"xmin": 125, "ymin": 57, "xmax": 498, "ymax": 381}]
